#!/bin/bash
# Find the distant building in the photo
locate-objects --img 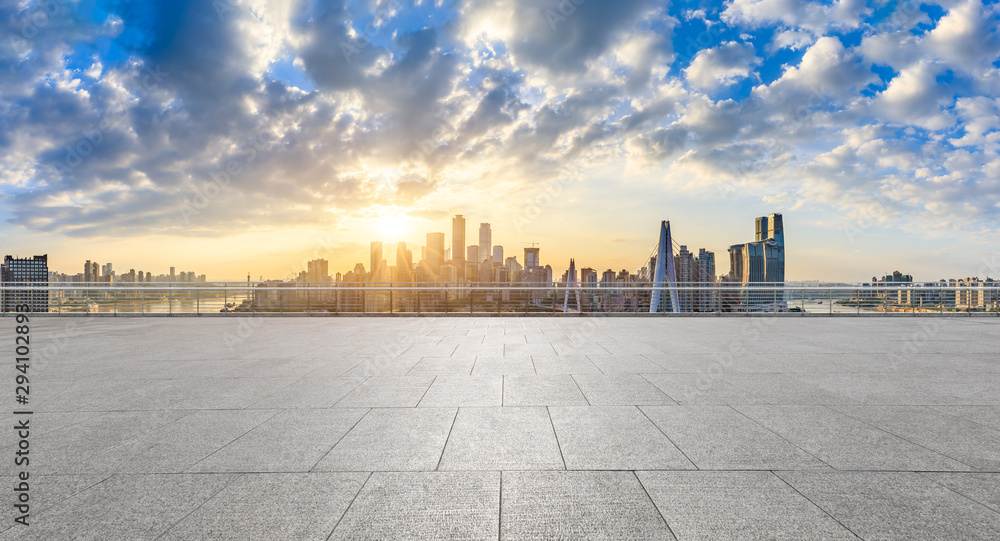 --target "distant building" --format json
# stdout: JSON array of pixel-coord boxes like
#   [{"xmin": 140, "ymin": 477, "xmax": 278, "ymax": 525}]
[
  {"xmin": 479, "ymin": 223, "xmax": 491, "ymax": 264},
  {"xmin": 425, "ymin": 232, "xmax": 445, "ymax": 279},
  {"xmin": 492, "ymin": 245, "xmax": 503, "ymax": 265},
  {"xmin": 395, "ymin": 242, "xmax": 413, "ymax": 283},
  {"xmin": 524, "ymin": 247, "xmax": 540, "ymax": 269},
  {"xmin": 370, "ymin": 242, "xmax": 384, "ymax": 282},
  {"xmin": 728, "ymin": 213, "xmax": 785, "ymax": 309},
  {"xmin": 452, "ymin": 215, "xmax": 466, "ymax": 279},
  {"xmin": 307, "ymin": 259, "xmax": 329, "ymax": 284},
  {"xmin": 2, "ymin": 255, "xmax": 49, "ymax": 312}
]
